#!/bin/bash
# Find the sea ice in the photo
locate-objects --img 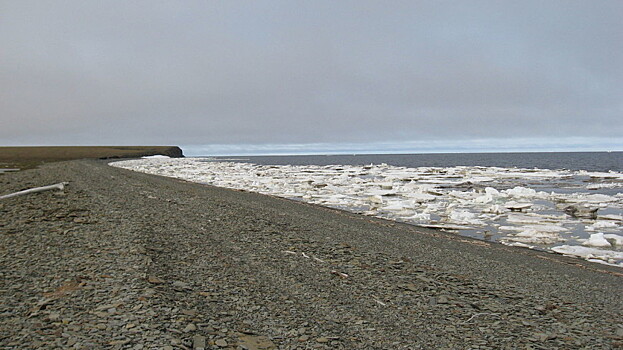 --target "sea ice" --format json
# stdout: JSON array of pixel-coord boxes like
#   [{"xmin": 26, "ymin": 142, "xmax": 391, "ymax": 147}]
[
  {"xmin": 401, "ymin": 212, "xmax": 431, "ymax": 223},
  {"xmin": 504, "ymin": 186, "xmax": 538, "ymax": 198},
  {"xmin": 580, "ymin": 171, "xmax": 623, "ymax": 180},
  {"xmin": 367, "ymin": 195, "xmax": 384, "ymax": 204},
  {"xmin": 447, "ymin": 210, "xmax": 485, "ymax": 225},
  {"xmin": 585, "ymin": 220, "xmax": 619, "ymax": 232},
  {"xmin": 603, "ymin": 234, "xmax": 623, "ymax": 247},
  {"xmin": 502, "ymin": 229, "xmax": 565, "ymax": 244},
  {"xmin": 586, "ymin": 183, "xmax": 622, "ymax": 190},
  {"xmin": 499, "ymin": 224, "xmax": 568, "ymax": 233},
  {"xmin": 141, "ymin": 155, "xmax": 171, "ymax": 159},
  {"xmin": 582, "ymin": 233, "xmax": 612, "ymax": 247},
  {"xmin": 595, "ymin": 211, "xmax": 623, "ymax": 220},
  {"xmin": 381, "ymin": 201, "xmax": 407, "ymax": 211},
  {"xmin": 506, "ymin": 213, "xmax": 548, "ymax": 224},
  {"xmin": 551, "ymin": 245, "xmax": 623, "ymax": 266},
  {"xmin": 482, "ymin": 205, "xmax": 505, "ymax": 214},
  {"xmin": 502, "ymin": 242, "xmax": 534, "ymax": 248},
  {"xmin": 504, "ymin": 201, "xmax": 532, "ymax": 212},
  {"xmin": 110, "ymin": 158, "xmax": 623, "ymax": 267},
  {"xmin": 562, "ymin": 193, "xmax": 619, "ymax": 204},
  {"xmin": 406, "ymin": 193, "xmax": 437, "ymax": 203}
]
